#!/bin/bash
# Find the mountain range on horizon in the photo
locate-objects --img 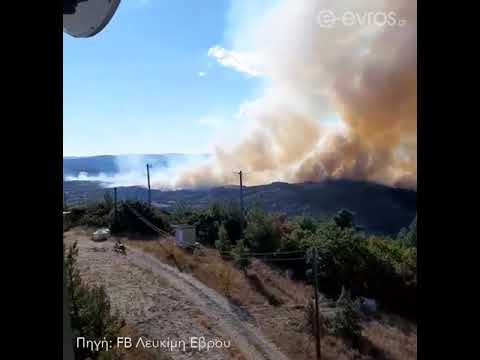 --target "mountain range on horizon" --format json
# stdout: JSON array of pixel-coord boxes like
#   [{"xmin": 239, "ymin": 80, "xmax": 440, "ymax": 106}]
[
  {"xmin": 64, "ymin": 176, "xmax": 416, "ymax": 236},
  {"xmin": 63, "ymin": 153, "xmax": 211, "ymax": 179}
]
